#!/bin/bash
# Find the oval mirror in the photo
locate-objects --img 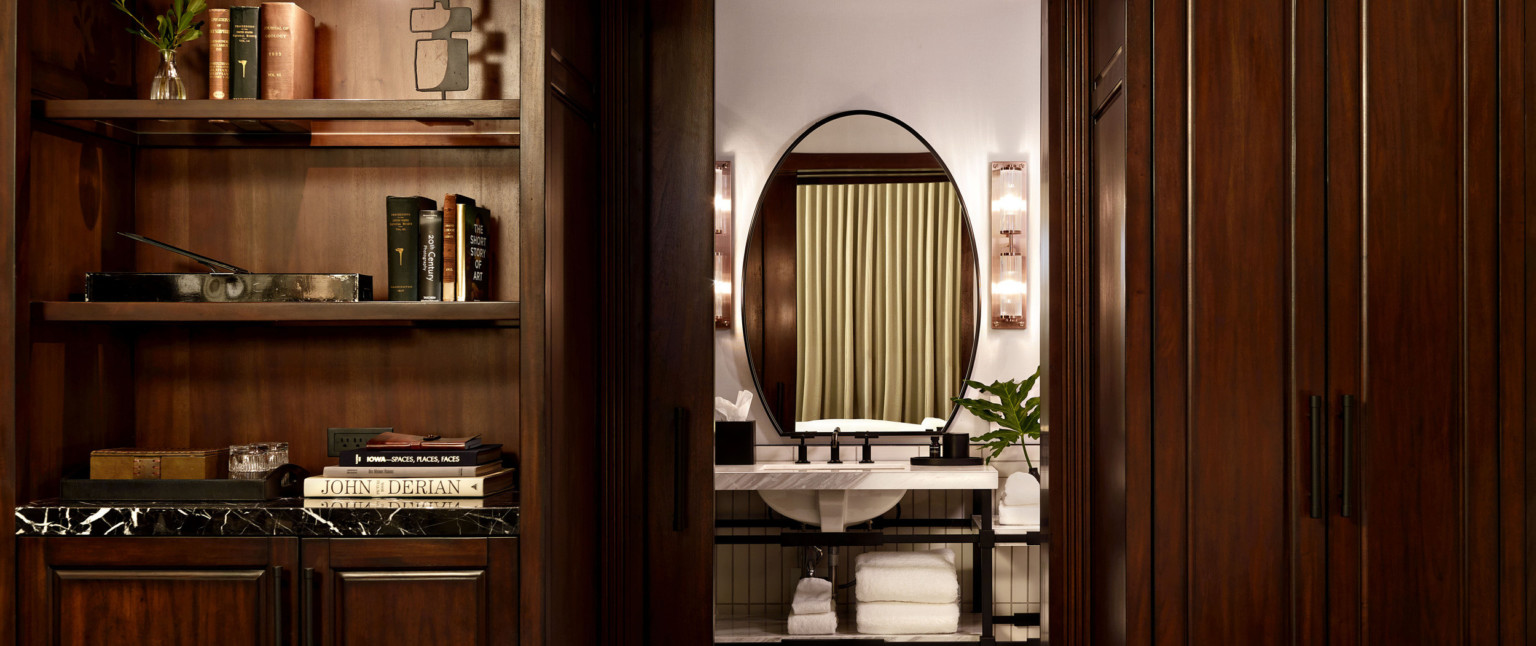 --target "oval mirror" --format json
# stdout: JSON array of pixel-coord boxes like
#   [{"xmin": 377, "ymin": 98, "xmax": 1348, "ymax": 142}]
[{"xmin": 742, "ymin": 111, "xmax": 980, "ymax": 436}]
